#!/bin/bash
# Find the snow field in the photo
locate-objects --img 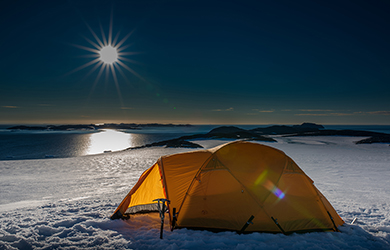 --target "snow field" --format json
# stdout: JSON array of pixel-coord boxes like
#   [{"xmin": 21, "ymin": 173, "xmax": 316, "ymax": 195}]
[{"xmin": 0, "ymin": 137, "xmax": 389, "ymax": 249}]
